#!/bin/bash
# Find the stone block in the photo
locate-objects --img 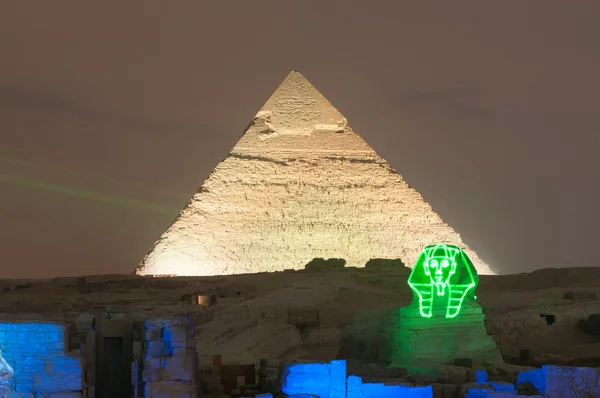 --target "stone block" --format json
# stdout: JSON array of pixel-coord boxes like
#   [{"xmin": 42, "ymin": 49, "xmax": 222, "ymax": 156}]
[
  {"xmin": 162, "ymin": 355, "xmax": 194, "ymax": 382},
  {"xmin": 431, "ymin": 384, "xmax": 458, "ymax": 398},
  {"xmin": 84, "ymin": 332, "xmax": 95, "ymax": 355},
  {"xmin": 281, "ymin": 362, "xmax": 331, "ymax": 398},
  {"xmin": 33, "ymin": 355, "xmax": 83, "ymax": 392},
  {"xmin": 462, "ymin": 384, "xmax": 494, "ymax": 397},
  {"xmin": 362, "ymin": 383, "xmax": 432, "ymax": 398},
  {"xmin": 516, "ymin": 381, "xmax": 540, "ymax": 396},
  {"xmin": 329, "ymin": 360, "xmax": 346, "ymax": 398},
  {"xmin": 144, "ymin": 381, "xmax": 195, "ymax": 398},
  {"xmin": 545, "ymin": 393, "xmax": 590, "ymax": 398},
  {"xmin": 516, "ymin": 365, "xmax": 600, "ymax": 395},
  {"xmin": 572, "ymin": 366, "xmax": 600, "ymax": 391},
  {"xmin": 475, "ymin": 370, "xmax": 488, "ymax": 384},
  {"xmin": 145, "ymin": 327, "xmax": 163, "ymax": 342},
  {"xmin": 144, "ymin": 357, "xmax": 164, "ymax": 371},
  {"xmin": 7, "ymin": 392, "xmax": 35, "ymax": 398},
  {"xmin": 143, "ymin": 368, "xmax": 162, "ymax": 383},
  {"xmin": 490, "ymin": 381, "xmax": 515, "ymax": 393},
  {"xmin": 543, "ymin": 365, "xmax": 575, "ymax": 391},
  {"xmin": 145, "ymin": 341, "xmax": 166, "ymax": 357},
  {"xmin": 133, "ymin": 341, "xmax": 143, "ymax": 361},
  {"xmin": 163, "ymin": 327, "xmax": 188, "ymax": 351},
  {"xmin": 14, "ymin": 371, "xmax": 35, "ymax": 392},
  {"xmin": 74, "ymin": 316, "xmax": 94, "ymax": 333},
  {"xmin": 346, "ymin": 375, "xmax": 362, "ymax": 393},
  {"xmin": 144, "ymin": 319, "xmax": 165, "ymax": 329},
  {"xmin": 171, "ymin": 347, "xmax": 194, "ymax": 359}
]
